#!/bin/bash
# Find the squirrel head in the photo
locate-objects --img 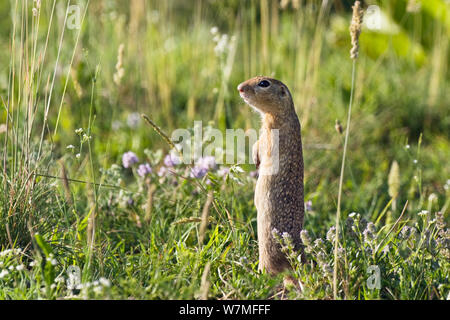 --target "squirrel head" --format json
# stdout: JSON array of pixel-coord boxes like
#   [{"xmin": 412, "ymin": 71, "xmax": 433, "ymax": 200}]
[{"xmin": 237, "ymin": 76, "xmax": 295, "ymax": 117}]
